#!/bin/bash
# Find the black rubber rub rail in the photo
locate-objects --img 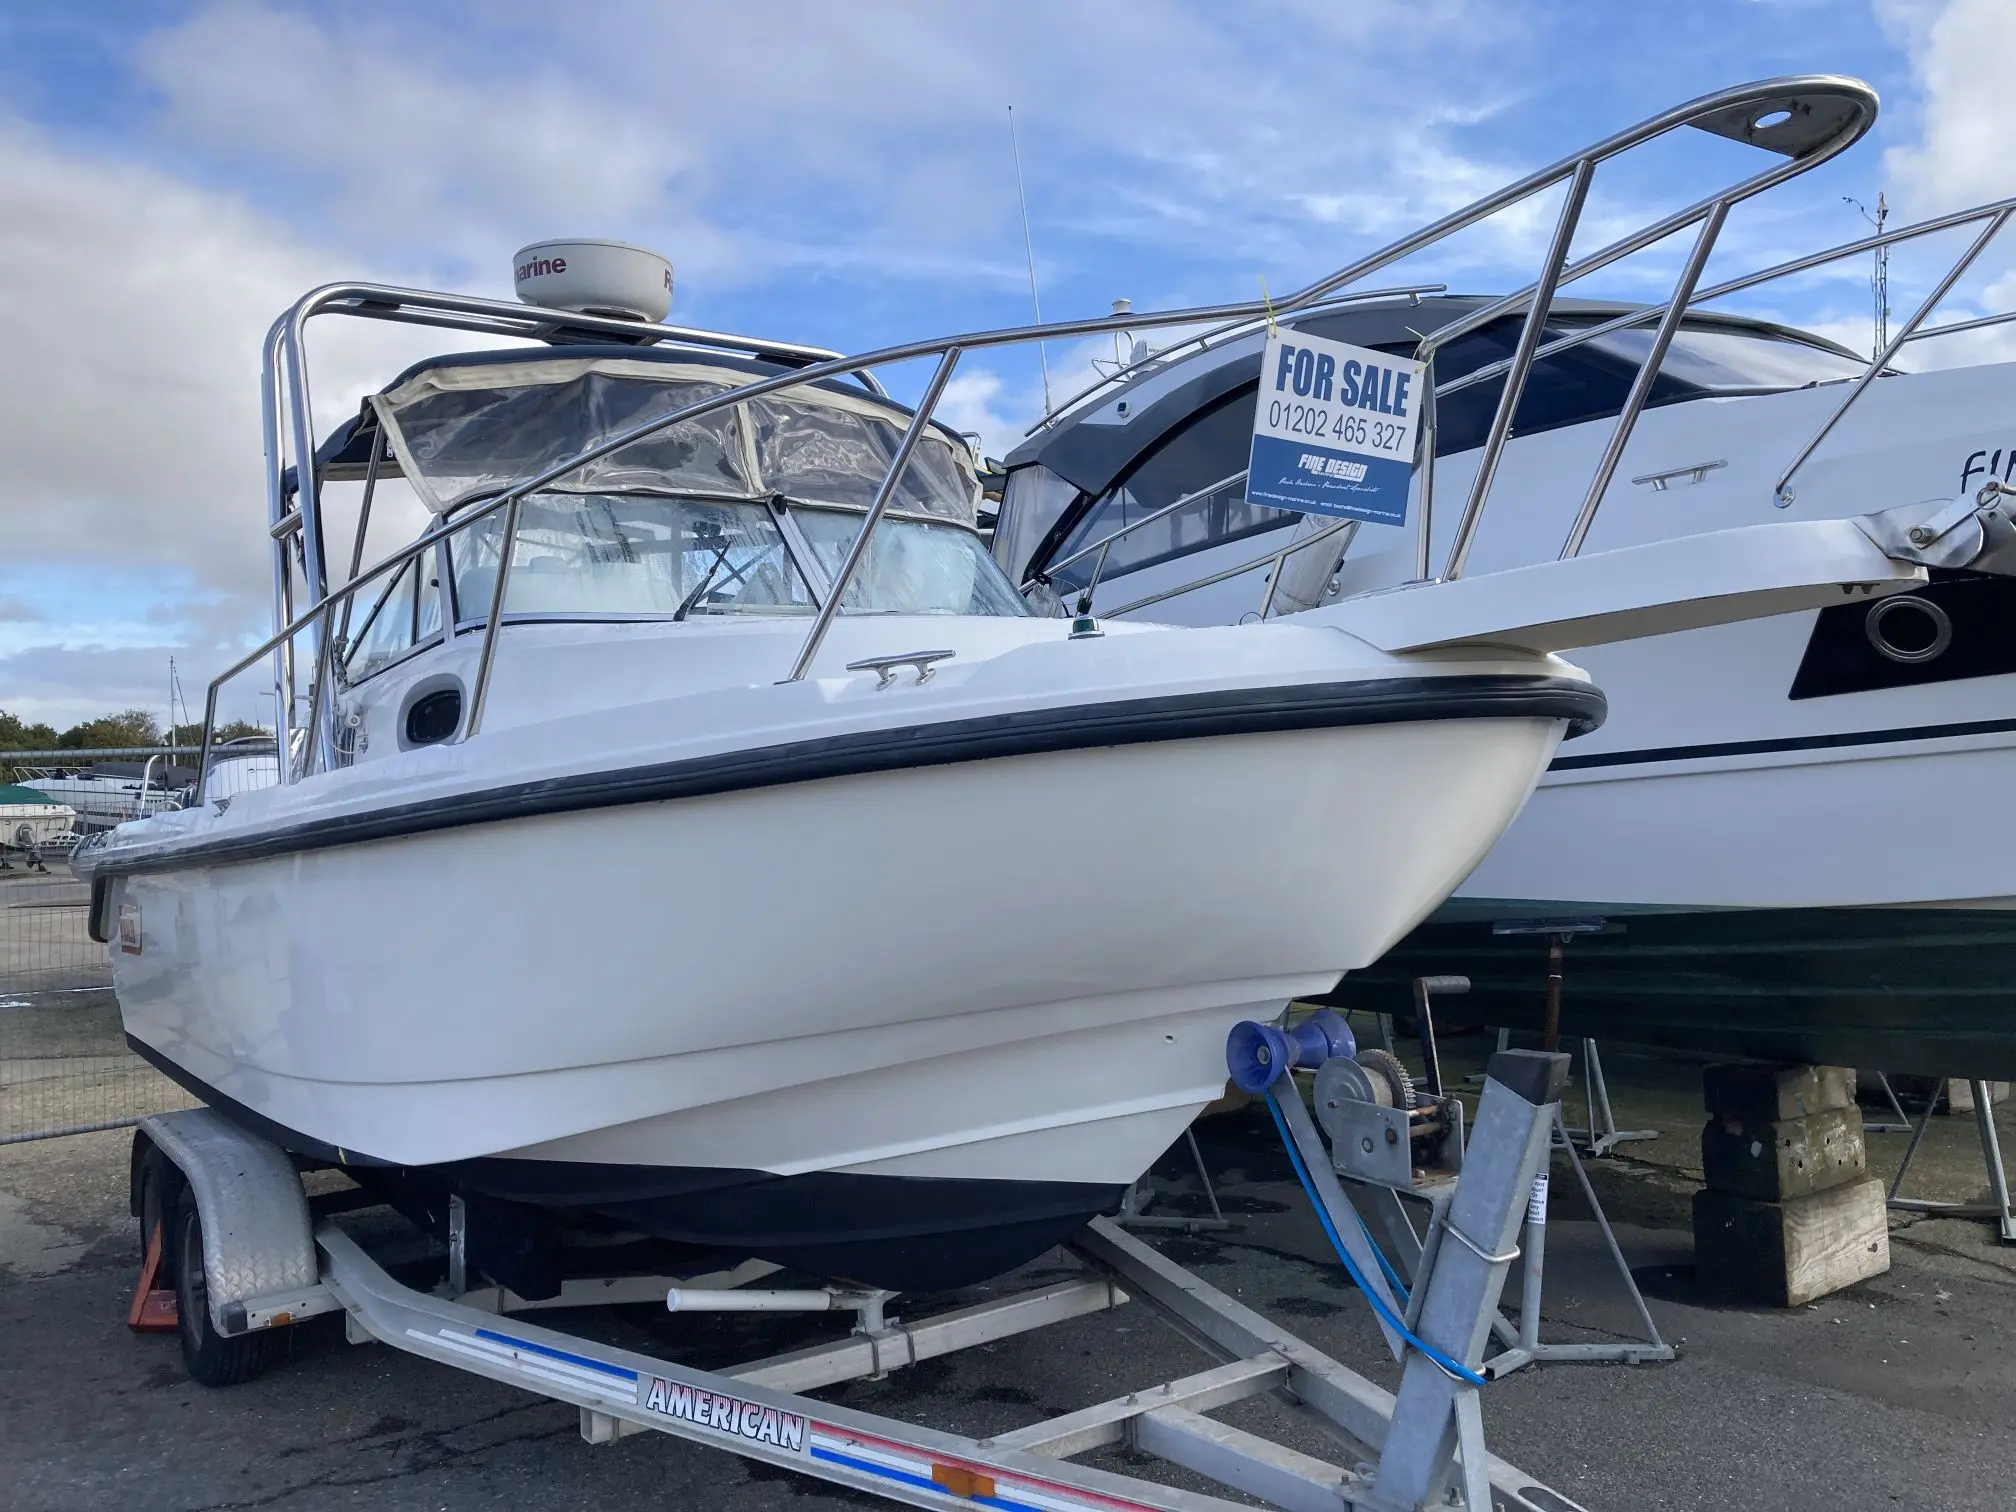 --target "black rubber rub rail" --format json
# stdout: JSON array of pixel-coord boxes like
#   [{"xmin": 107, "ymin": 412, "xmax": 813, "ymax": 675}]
[{"xmin": 96, "ymin": 674, "xmax": 1605, "ymax": 877}]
